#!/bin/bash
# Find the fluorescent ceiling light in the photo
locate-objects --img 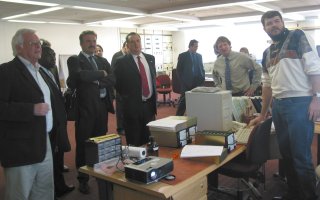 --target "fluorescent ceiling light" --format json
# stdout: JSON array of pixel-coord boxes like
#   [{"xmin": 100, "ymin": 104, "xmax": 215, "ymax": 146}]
[
  {"xmin": 0, "ymin": 0, "xmax": 58, "ymax": 6},
  {"xmin": 8, "ymin": 19, "xmax": 45, "ymax": 23},
  {"xmin": 151, "ymin": 14, "xmax": 199, "ymax": 22},
  {"xmin": 87, "ymin": 20, "xmax": 137, "ymax": 28},
  {"xmin": 73, "ymin": 6, "xmax": 144, "ymax": 16},
  {"xmin": 175, "ymin": 15, "xmax": 261, "ymax": 29},
  {"xmin": 283, "ymin": 13, "xmax": 305, "ymax": 21},
  {"xmin": 49, "ymin": 21, "xmax": 80, "ymax": 25},
  {"xmin": 2, "ymin": 13, "xmax": 29, "ymax": 20},
  {"xmin": 242, "ymin": 3, "xmax": 273, "ymax": 12},
  {"xmin": 89, "ymin": 15, "xmax": 144, "ymax": 24},
  {"xmin": 3, "ymin": 6, "xmax": 63, "ymax": 20},
  {"xmin": 30, "ymin": 7, "xmax": 63, "ymax": 15},
  {"xmin": 153, "ymin": 0, "xmax": 278, "ymax": 15}
]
